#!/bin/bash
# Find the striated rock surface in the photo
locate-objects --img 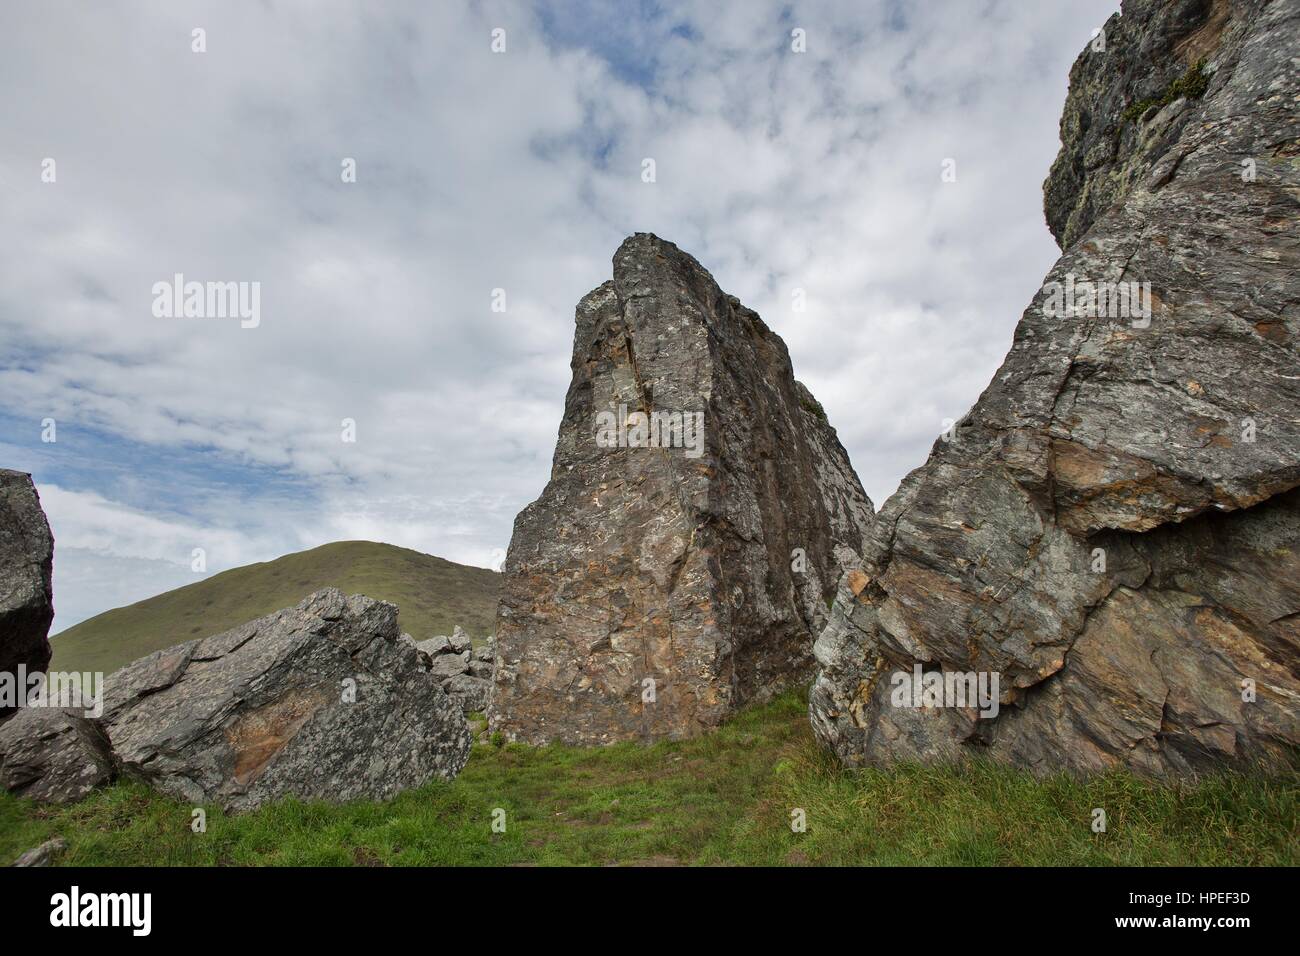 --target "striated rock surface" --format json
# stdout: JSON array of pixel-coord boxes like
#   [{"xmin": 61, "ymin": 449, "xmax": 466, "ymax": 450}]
[
  {"xmin": 812, "ymin": 0, "xmax": 1300, "ymax": 776},
  {"xmin": 0, "ymin": 469, "xmax": 54, "ymax": 718},
  {"xmin": 490, "ymin": 233, "xmax": 873, "ymax": 745},
  {"xmin": 0, "ymin": 589, "xmax": 471, "ymax": 810}
]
